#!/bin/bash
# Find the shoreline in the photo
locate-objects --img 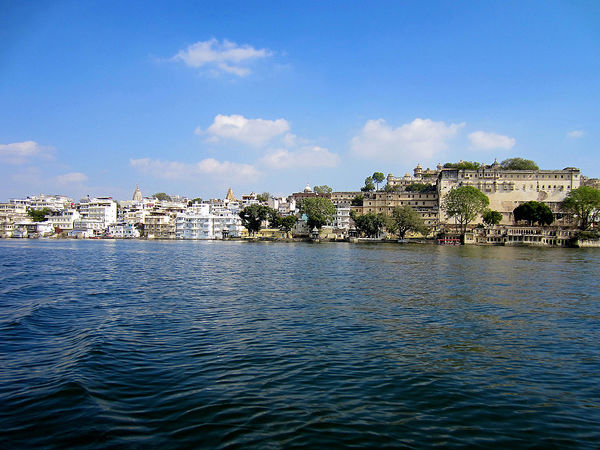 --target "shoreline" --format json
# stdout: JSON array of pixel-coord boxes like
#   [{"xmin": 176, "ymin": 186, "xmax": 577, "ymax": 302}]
[{"xmin": 2, "ymin": 235, "xmax": 598, "ymax": 248}]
